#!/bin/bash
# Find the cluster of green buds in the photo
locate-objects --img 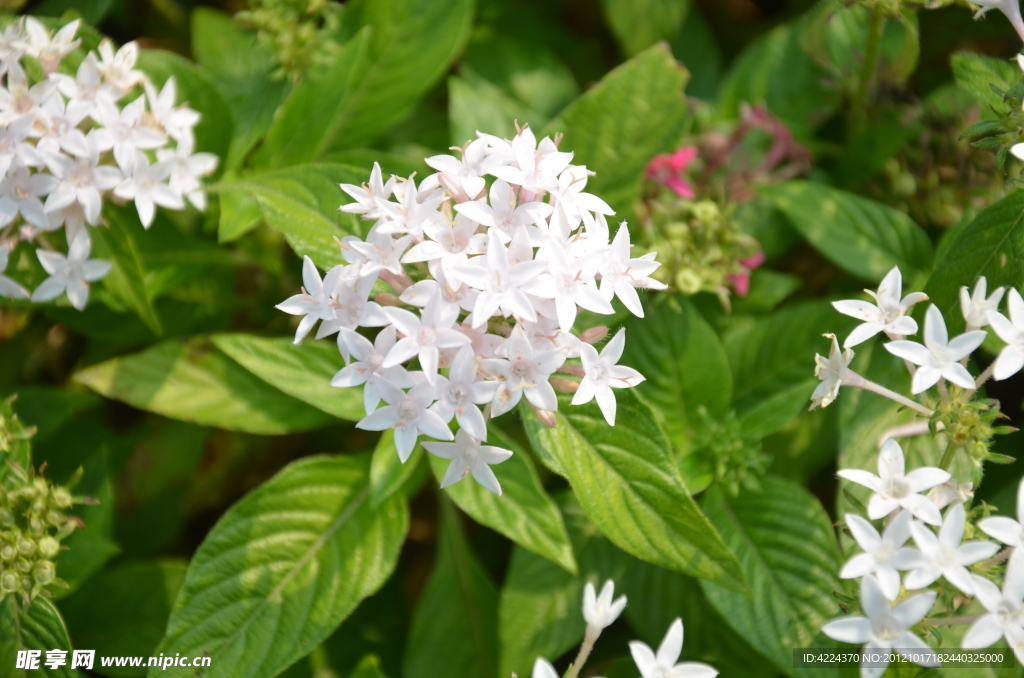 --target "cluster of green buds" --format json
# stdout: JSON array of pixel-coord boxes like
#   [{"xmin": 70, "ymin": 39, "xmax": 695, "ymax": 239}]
[
  {"xmin": 866, "ymin": 96, "xmax": 1005, "ymax": 228},
  {"xmin": 237, "ymin": 0, "xmax": 342, "ymax": 80},
  {"xmin": 962, "ymin": 61, "xmax": 1024, "ymax": 179},
  {"xmin": 682, "ymin": 406, "xmax": 771, "ymax": 497},
  {"xmin": 636, "ymin": 195, "xmax": 762, "ymax": 309},
  {"xmin": 929, "ymin": 391, "xmax": 1018, "ymax": 486},
  {"xmin": 0, "ymin": 397, "xmax": 87, "ymax": 604}
]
